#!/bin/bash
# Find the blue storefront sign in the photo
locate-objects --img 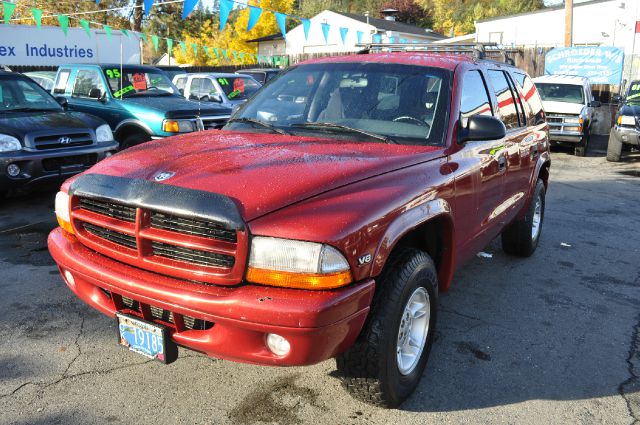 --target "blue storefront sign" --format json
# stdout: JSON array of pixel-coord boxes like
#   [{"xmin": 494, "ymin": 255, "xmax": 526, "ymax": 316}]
[{"xmin": 545, "ymin": 47, "xmax": 624, "ymax": 85}]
